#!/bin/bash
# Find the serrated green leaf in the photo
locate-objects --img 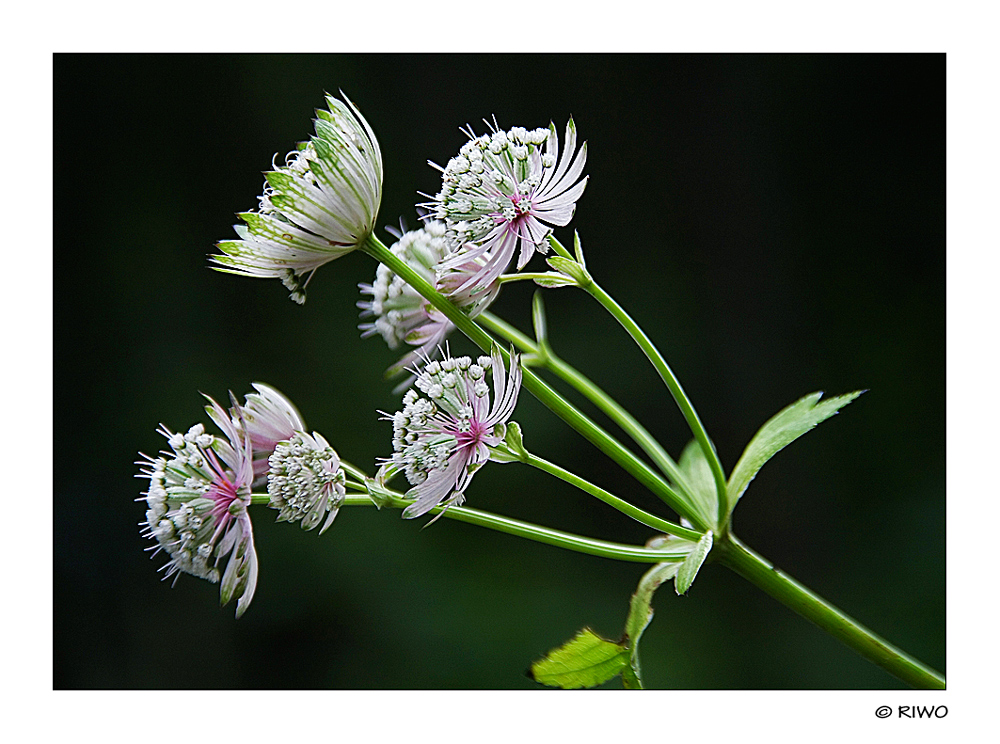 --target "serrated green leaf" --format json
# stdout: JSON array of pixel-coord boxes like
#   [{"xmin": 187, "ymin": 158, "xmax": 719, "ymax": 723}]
[
  {"xmin": 530, "ymin": 628, "xmax": 629, "ymax": 689},
  {"xmin": 675, "ymin": 531, "xmax": 713, "ymax": 595},
  {"xmin": 727, "ymin": 390, "xmax": 865, "ymax": 514},
  {"xmin": 677, "ymin": 439, "xmax": 720, "ymax": 529}
]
